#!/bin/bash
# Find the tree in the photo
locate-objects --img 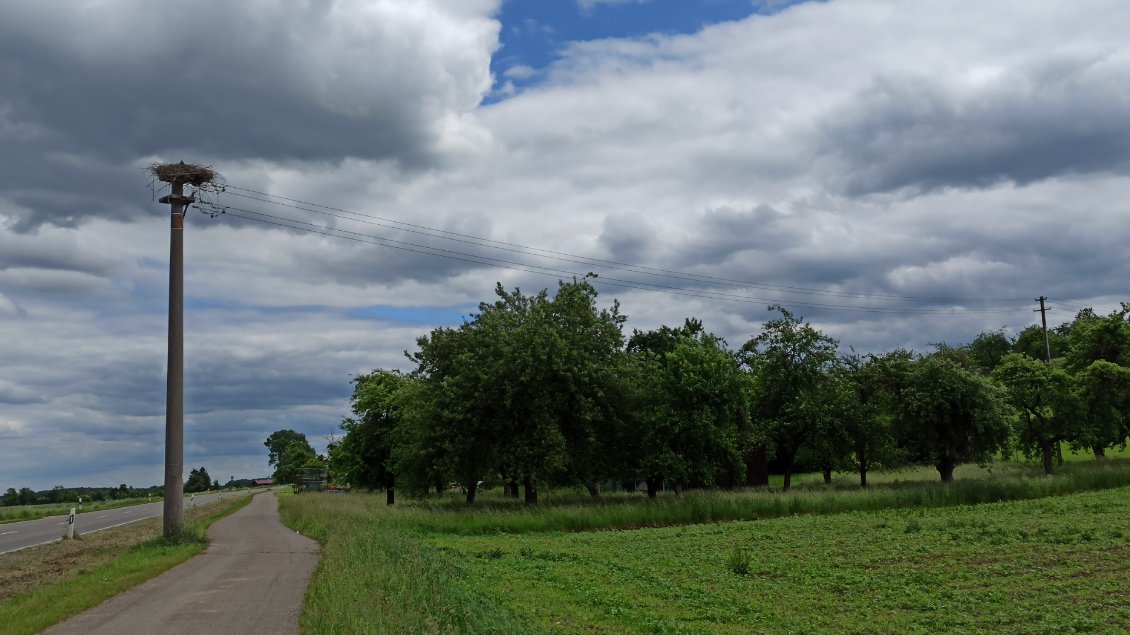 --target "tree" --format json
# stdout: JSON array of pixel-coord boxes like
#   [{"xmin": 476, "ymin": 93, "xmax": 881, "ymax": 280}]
[
  {"xmin": 275, "ymin": 442, "xmax": 318, "ymax": 487},
  {"xmin": 1073, "ymin": 360, "xmax": 1130, "ymax": 459},
  {"xmin": 1013, "ymin": 324, "xmax": 1068, "ymax": 361},
  {"xmin": 896, "ymin": 355, "xmax": 1011, "ymax": 482},
  {"xmin": 398, "ymin": 278, "xmax": 627, "ymax": 505},
  {"xmin": 184, "ymin": 466, "xmax": 213, "ymax": 493},
  {"xmin": 835, "ymin": 350, "xmax": 913, "ymax": 486},
  {"xmin": 741, "ymin": 307, "xmax": 839, "ymax": 490},
  {"xmin": 1, "ymin": 487, "xmax": 17, "ymax": 506},
  {"xmin": 966, "ymin": 329, "xmax": 1013, "ymax": 373},
  {"xmin": 264, "ymin": 429, "xmax": 309, "ymax": 469},
  {"xmin": 332, "ymin": 369, "xmax": 407, "ymax": 504},
  {"xmin": 1065, "ymin": 304, "xmax": 1130, "ymax": 372},
  {"xmin": 628, "ymin": 329, "xmax": 747, "ymax": 498},
  {"xmin": 992, "ymin": 353, "xmax": 1080, "ymax": 474}
]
